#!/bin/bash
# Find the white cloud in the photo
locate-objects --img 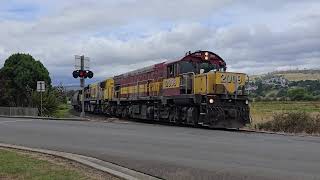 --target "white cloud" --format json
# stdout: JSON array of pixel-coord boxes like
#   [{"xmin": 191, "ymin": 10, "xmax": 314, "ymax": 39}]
[{"xmin": 0, "ymin": 0, "xmax": 319, "ymax": 85}]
